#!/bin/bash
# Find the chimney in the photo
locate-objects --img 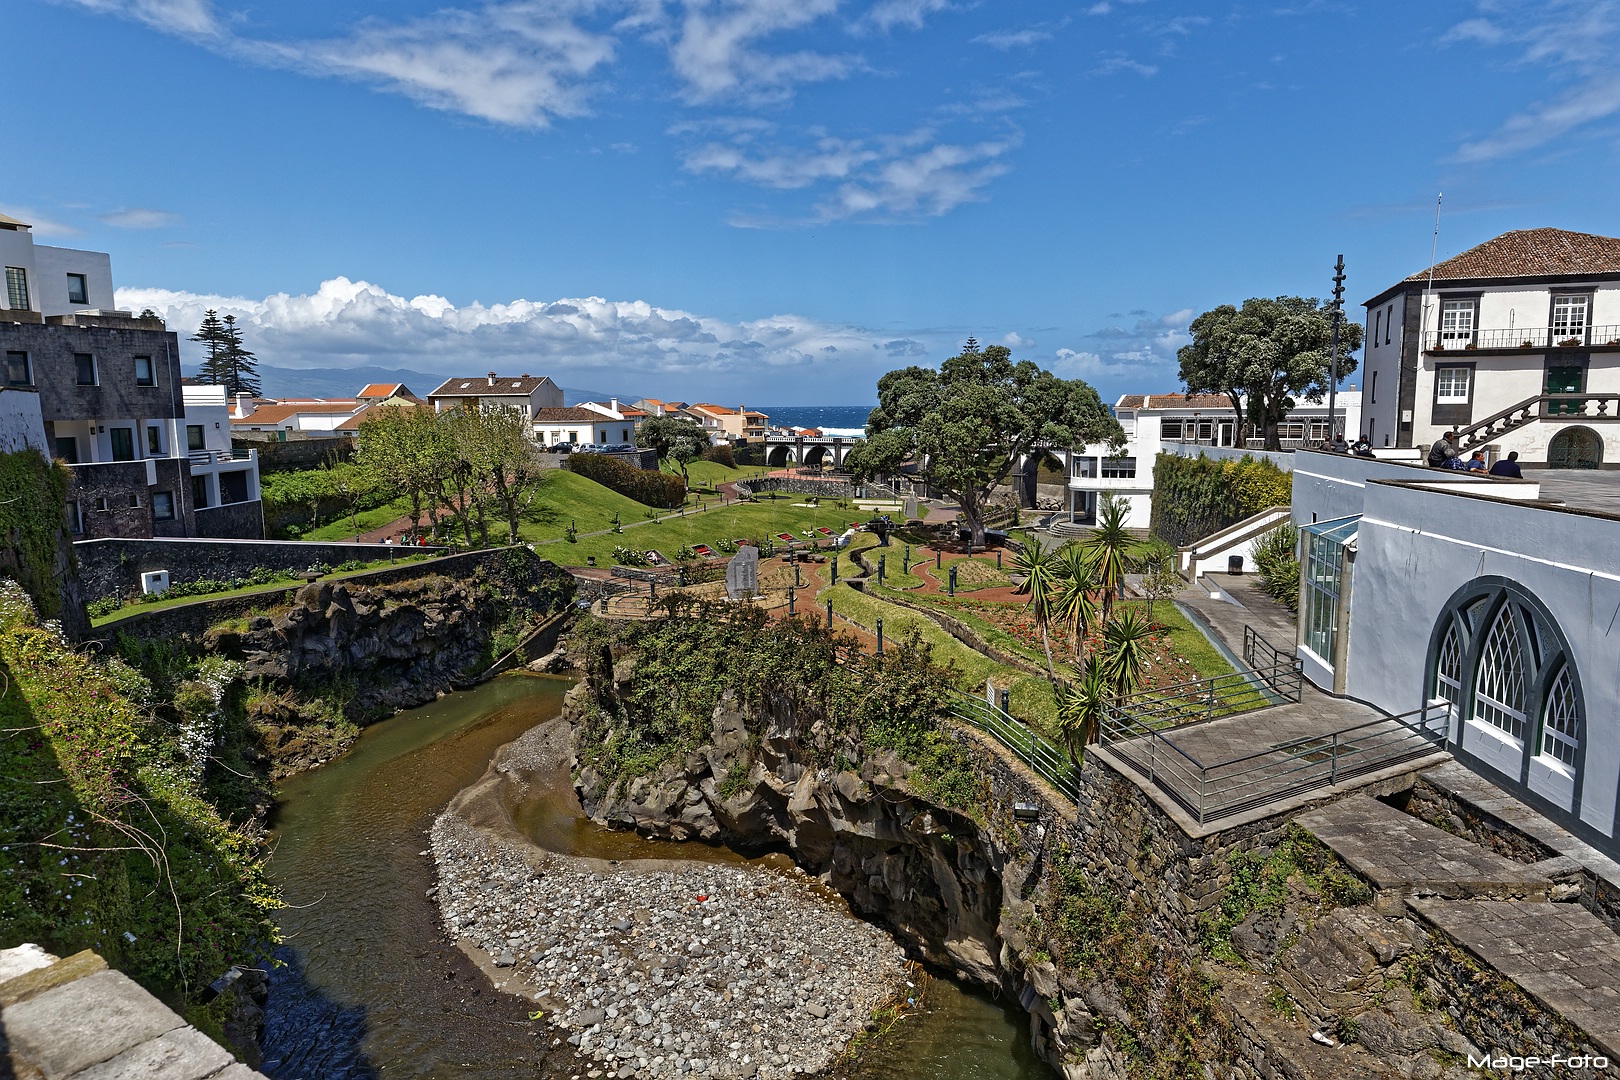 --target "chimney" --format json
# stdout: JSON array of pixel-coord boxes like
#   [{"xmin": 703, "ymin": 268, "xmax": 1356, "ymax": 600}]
[
  {"xmin": 521, "ymin": 373, "xmax": 530, "ymax": 378},
  {"xmin": 487, "ymin": 372, "xmax": 497, "ymax": 386},
  {"xmin": 234, "ymin": 393, "xmax": 254, "ymax": 418},
  {"xmin": 610, "ymin": 397, "xmax": 619, "ymax": 413}
]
